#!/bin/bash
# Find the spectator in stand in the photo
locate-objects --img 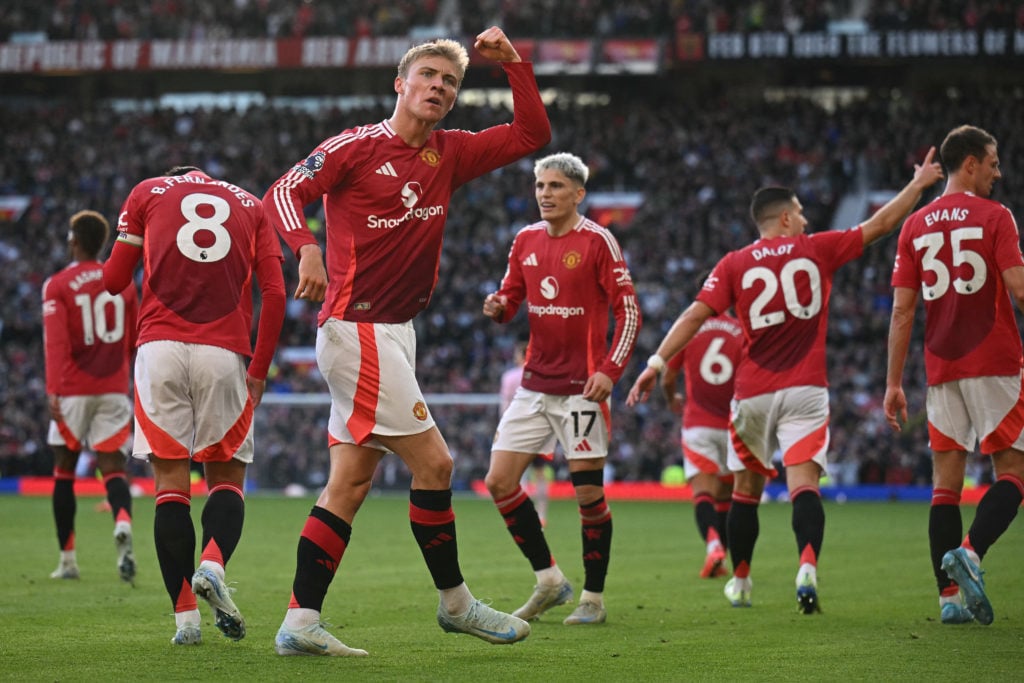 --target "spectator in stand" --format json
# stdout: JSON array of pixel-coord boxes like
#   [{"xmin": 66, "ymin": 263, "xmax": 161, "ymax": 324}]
[
  {"xmin": 3, "ymin": 85, "xmax": 1024, "ymax": 490},
  {"xmin": 6, "ymin": 0, "xmax": 1024, "ymax": 40},
  {"xmin": 42, "ymin": 209, "xmax": 138, "ymax": 584}
]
